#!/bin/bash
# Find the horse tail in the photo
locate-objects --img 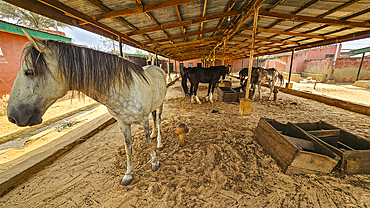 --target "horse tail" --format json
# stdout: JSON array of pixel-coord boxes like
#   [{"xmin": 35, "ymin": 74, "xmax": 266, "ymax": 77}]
[
  {"xmin": 181, "ymin": 69, "xmax": 190, "ymax": 97},
  {"xmin": 278, "ymin": 72, "xmax": 284, "ymax": 87}
]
